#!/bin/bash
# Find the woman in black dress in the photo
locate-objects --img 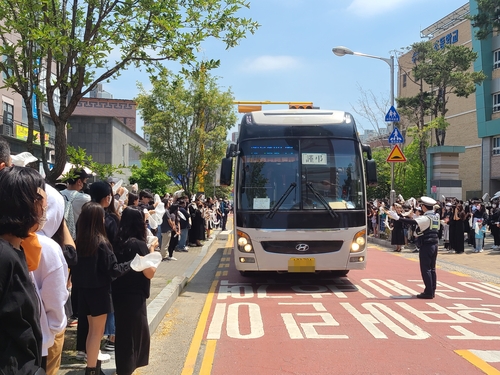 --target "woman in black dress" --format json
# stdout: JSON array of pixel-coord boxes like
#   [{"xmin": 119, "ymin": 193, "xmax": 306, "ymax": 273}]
[
  {"xmin": 112, "ymin": 207, "xmax": 157, "ymax": 375},
  {"xmin": 450, "ymin": 203, "xmax": 466, "ymax": 254},
  {"xmin": 72, "ymin": 202, "xmax": 132, "ymax": 375},
  {"xmin": 390, "ymin": 204, "xmax": 406, "ymax": 252}
]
